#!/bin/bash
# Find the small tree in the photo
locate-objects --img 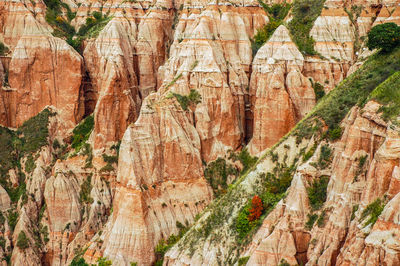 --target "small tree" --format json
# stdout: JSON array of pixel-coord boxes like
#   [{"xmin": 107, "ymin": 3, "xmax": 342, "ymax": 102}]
[
  {"xmin": 248, "ymin": 195, "xmax": 264, "ymax": 221},
  {"xmin": 367, "ymin": 23, "xmax": 400, "ymax": 53},
  {"xmin": 16, "ymin": 231, "xmax": 29, "ymax": 250}
]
